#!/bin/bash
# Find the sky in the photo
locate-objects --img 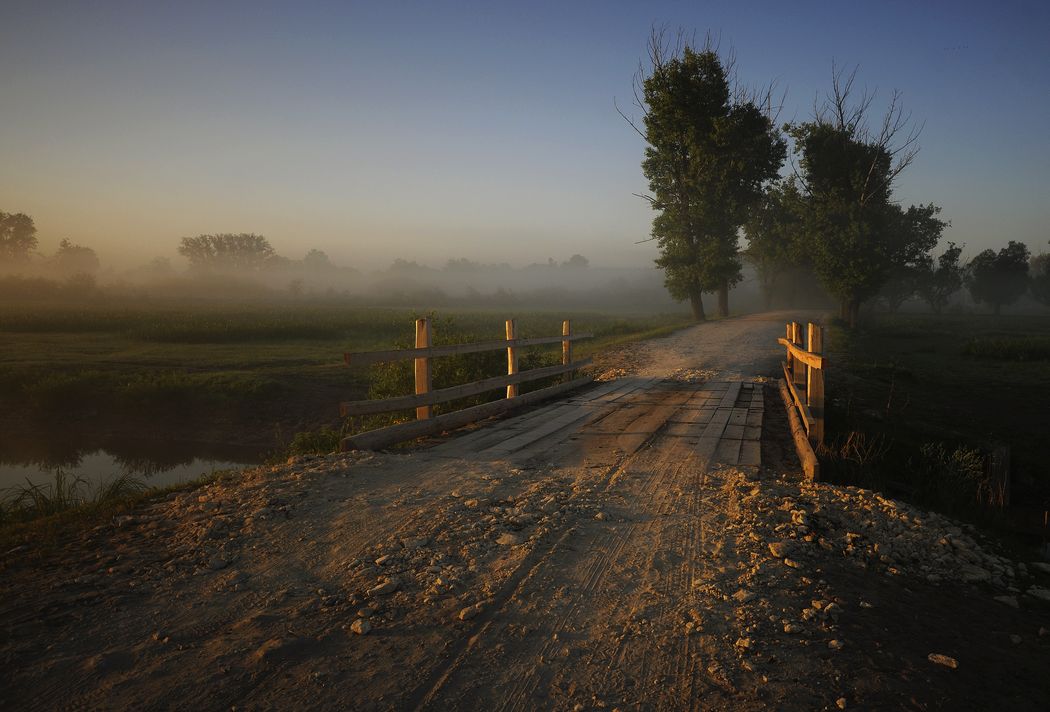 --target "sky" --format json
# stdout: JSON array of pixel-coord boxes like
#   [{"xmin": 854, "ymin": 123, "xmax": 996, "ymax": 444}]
[{"xmin": 2, "ymin": 0, "xmax": 1048, "ymax": 271}]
